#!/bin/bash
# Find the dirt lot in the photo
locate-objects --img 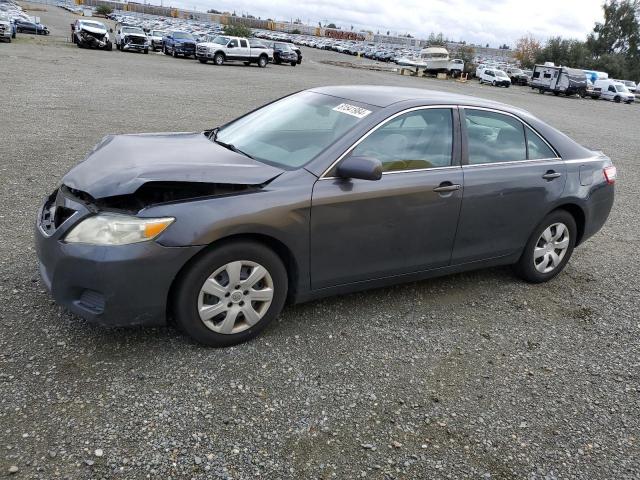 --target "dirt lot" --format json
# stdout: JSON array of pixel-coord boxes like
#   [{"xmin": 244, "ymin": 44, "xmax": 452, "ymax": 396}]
[{"xmin": 0, "ymin": 3, "xmax": 639, "ymax": 479}]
